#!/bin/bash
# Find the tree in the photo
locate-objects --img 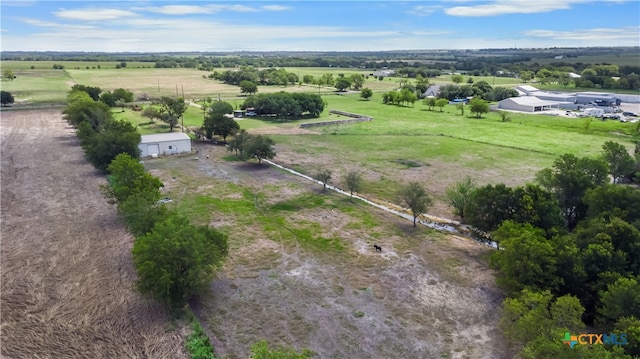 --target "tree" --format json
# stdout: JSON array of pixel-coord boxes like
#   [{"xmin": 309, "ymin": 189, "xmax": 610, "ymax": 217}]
[
  {"xmin": 456, "ymin": 103, "xmax": 465, "ymax": 116},
  {"xmin": 71, "ymin": 84, "xmax": 102, "ymax": 101},
  {"xmin": 81, "ymin": 120, "xmax": 140, "ymax": 171},
  {"xmin": 118, "ymin": 193, "xmax": 171, "ymax": 237},
  {"xmin": 141, "ymin": 106, "xmax": 162, "ymax": 123},
  {"xmin": 1, "ymin": 91, "xmax": 15, "ymax": 106},
  {"xmin": 598, "ymin": 277, "xmax": 640, "ymax": 329},
  {"xmin": 315, "ymin": 169, "xmax": 332, "ymax": 192},
  {"xmin": 423, "ymin": 97, "xmax": 436, "ymax": 111},
  {"xmin": 344, "ymin": 171, "xmax": 362, "ymax": 199},
  {"xmin": 435, "ymin": 98, "xmax": 448, "ymax": 112},
  {"xmin": 213, "ymin": 116, "xmax": 240, "ymax": 142},
  {"xmin": 302, "ymin": 74, "xmax": 314, "ymax": 84},
  {"xmin": 227, "ymin": 129, "xmax": 251, "ymax": 159},
  {"xmin": 536, "ymin": 154, "xmax": 609, "ymax": 230},
  {"xmin": 398, "ymin": 182, "xmax": 432, "ymax": 227},
  {"xmin": 445, "ymin": 176, "xmax": 476, "ymax": 221},
  {"xmin": 245, "ymin": 135, "xmax": 276, "ymax": 163},
  {"xmin": 613, "ymin": 316, "xmax": 640, "ymax": 357},
  {"xmin": 203, "ymin": 101, "xmax": 237, "ymax": 140},
  {"xmin": 3, "ymin": 69, "xmax": 15, "ymax": 81},
  {"xmin": 601, "ymin": 141, "xmax": 635, "ymax": 183},
  {"xmin": 360, "ymin": 88, "xmax": 373, "ymax": 100},
  {"xmin": 583, "ymin": 185, "xmax": 640, "ymax": 224},
  {"xmin": 132, "ymin": 214, "xmax": 228, "ymax": 309},
  {"xmin": 63, "ymin": 90, "xmax": 113, "ymax": 130},
  {"xmin": 519, "ymin": 71, "xmax": 534, "ymax": 83},
  {"xmin": 469, "ymin": 97, "xmax": 489, "ymax": 118},
  {"xmin": 334, "ymin": 77, "xmax": 351, "ymax": 92},
  {"xmin": 349, "ymin": 74, "xmax": 365, "ymax": 90},
  {"xmin": 101, "ymin": 153, "xmax": 163, "ymax": 204},
  {"xmin": 240, "ymin": 80, "xmax": 258, "ymax": 95},
  {"xmin": 159, "ymin": 96, "xmax": 187, "ymax": 132},
  {"xmin": 451, "ymin": 74, "xmax": 464, "ymax": 84},
  {"xmin": 491, "ymin": 221, "xmax": 561, "ymax": 293}
]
